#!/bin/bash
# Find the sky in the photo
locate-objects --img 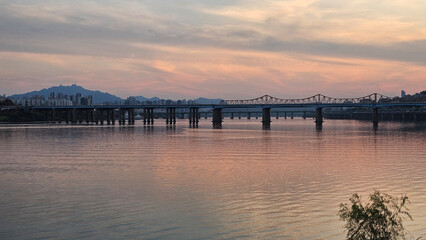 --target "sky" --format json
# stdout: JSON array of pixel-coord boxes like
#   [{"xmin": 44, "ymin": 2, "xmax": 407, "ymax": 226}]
[{"xmin": 0, "ymin": 0, "xmax": 425, "ymax": 99}]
